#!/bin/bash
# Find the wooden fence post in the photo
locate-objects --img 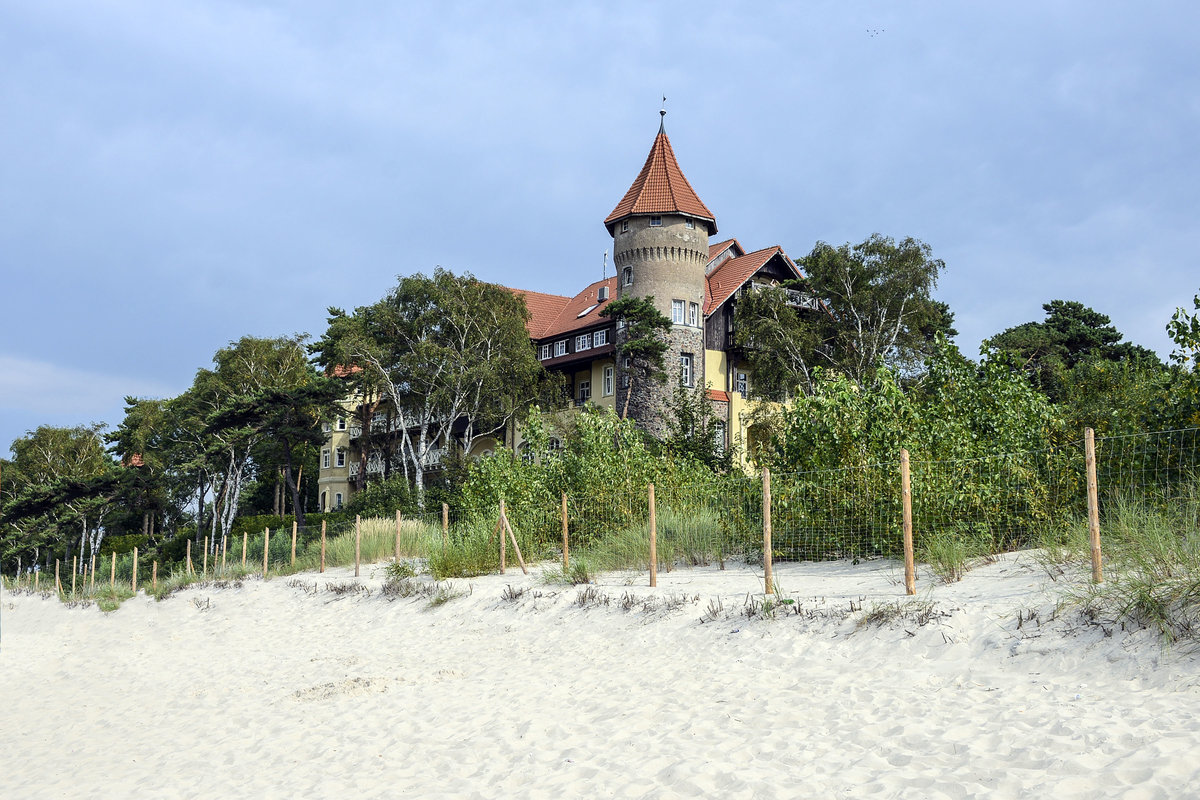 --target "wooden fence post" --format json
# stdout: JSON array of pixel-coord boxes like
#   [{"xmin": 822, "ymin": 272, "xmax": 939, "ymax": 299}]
[
  {"xmin": 110, "ymin": 552, "xmax": 116, "ymax": 589},
  {"xmin": 442, "ymin": 503, "xmax": 449, "ymax": 549},
  {"xmin": 1085, "ymin": 427, "xmax": 1104, "ymax": 583},
  {"xmin": 320, "ymin": 519, "xmax": 327, "ymax": 573},
  {"xmin": 55, "ymin": 559, "xmax": 61, "ymax": 596},
  {"xmin": 649, "ymin": 483, "xmax": 657, "ymax": 588},
  {"xmin": 186, "ymin": 539, "xmax": 193, "ymax": 575},
  {"xmin": 71, "ymin": 556, "xmax": 77, "ymax": 596},
  {"xmin": 152, "ymin": 561, "xmax": 158, "ymax": 592},
  {"xmin": 90, "ymin": 554, "xmax": 96, "ymax": 593},
  {"xmin": 900, "ymin": 449, "xmax": 916, "ymax": 595},
  {"xmin": 291, "ymin": 521, "xmax": 298, "ymax": 567},
  {"xmin": 562, "ymin": 492, "xmax": 569, "ymax": 572},
  {"xmin": 354, "ymin": 515, "xmax": 361, "ymax": 578},
  {"xmin": 132, "ymin": 547, "xmax": 138, "ymax": 592},
  {"xmin": 221, "ymin": 535, "xmax": 227, "ymax": 570},
  {"xmin": 203, "ymin": 536, "xmax": 209, "ymax": 577},
  {"xmin": 763, "ymin": 469, "xmax": 773, "ymax": 595},
  {"xmin": 242, "ymin": 530, "xmax": 248, "ymax": 567},
  {"xmin": 499, "ymin": 499, "xmax": 507, "ymax": 574},
  {"xmin": 262, "ymin": 527, "xmax": 270, "ymax": 578},
  {"xmin": 400, "ymin": 510, "xmax": 410, "ymax": 561}
]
